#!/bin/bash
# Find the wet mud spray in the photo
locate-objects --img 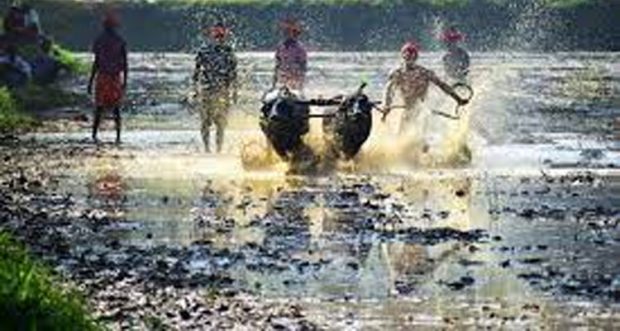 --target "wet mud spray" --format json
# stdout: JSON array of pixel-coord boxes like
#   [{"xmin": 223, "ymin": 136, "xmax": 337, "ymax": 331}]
[{"xmin": 240, "ymin": 68, "xmax": 502, "ymax": 174}]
